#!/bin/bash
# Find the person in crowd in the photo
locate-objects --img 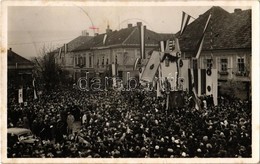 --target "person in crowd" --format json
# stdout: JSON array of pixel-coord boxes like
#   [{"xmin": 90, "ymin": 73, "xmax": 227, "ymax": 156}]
[{"xmin": 7, "ymin": 85, "xmax": 251, "ymax": 158}]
